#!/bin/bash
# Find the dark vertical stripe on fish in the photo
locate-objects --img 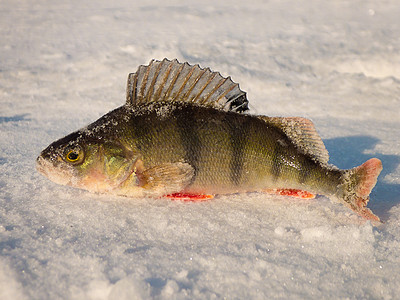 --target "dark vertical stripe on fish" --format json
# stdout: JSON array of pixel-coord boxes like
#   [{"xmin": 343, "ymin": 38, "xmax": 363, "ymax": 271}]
[
  {"xmin": 271, "ymin": 142, "xmax": 284, "ymax": 181},
  {"xmin": 228, "ymin": 115, "xmax": 248, "ymax": 186},
  {"xmin": 174, "ymin": 106, "xmax": 201, "ymax": 185},
  {"xmin": 131, "ymin": 114, "xmax": 153, "ymax": 155},
  {"xmin": 298, "ymin": 157, "xmax": 316, "ymax": 185}
]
